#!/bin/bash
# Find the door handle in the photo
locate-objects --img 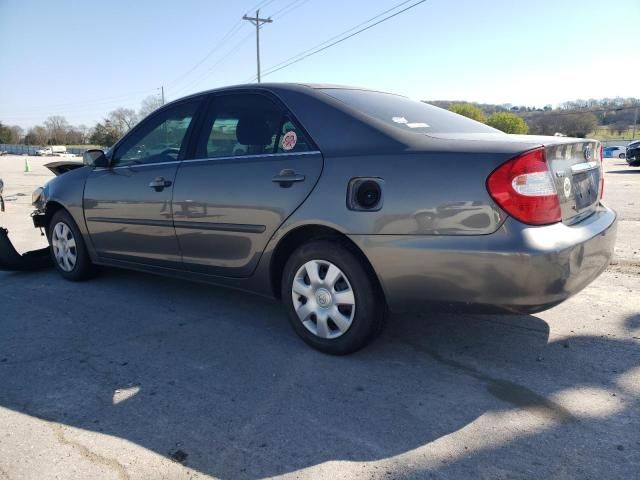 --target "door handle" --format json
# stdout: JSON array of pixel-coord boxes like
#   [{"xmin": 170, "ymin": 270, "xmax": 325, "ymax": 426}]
[
  {"xmin": 272, "ymin": 169, "xmax": 305, "ymax": 187},
  {"xmin": 149, "ymin": 177, "xmax": 172, "ymax": 191}
]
